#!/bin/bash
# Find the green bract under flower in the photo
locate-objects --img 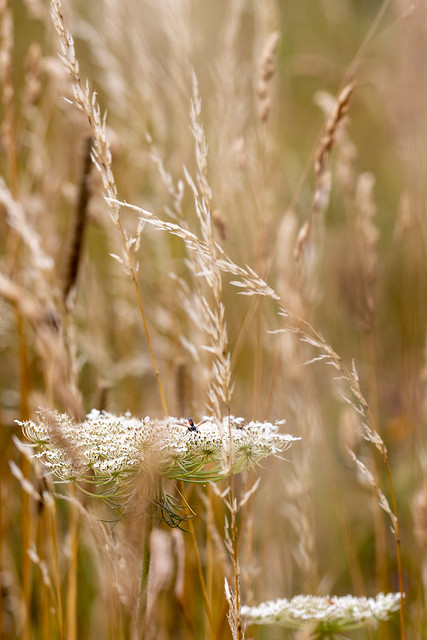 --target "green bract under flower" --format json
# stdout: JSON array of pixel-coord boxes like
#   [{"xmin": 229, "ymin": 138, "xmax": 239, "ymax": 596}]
[
  {"xmin": 19, "ymin": 410, "xmax": 299, "ymax": 485},
  {"xmin": 242, "ymin": 593, "xmax": 401, "ymax": 635}
]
